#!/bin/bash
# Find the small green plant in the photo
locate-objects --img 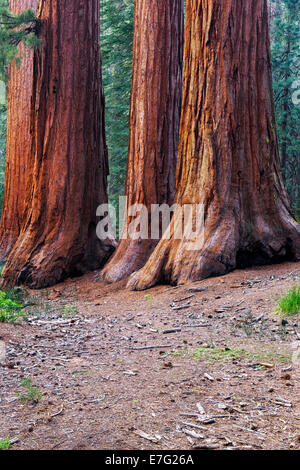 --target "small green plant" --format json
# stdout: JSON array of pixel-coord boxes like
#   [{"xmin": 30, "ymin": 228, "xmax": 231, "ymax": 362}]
[
  {"xmin": 0, "ymin": 437, "xmax": 11, "ymax": 450},
  {"xmin": 0, "ymin": 290, "xmax": 24, "ymax": 323},
  {"xmin": 18, "ymin": 377, "xmax": 43, "ymax": 404},
  {"xmin": 144, "ymin": 294, "xmax": 154, "ymax": 307},
  {"xmin": 62, "ymin": 303, "xmax": 78, "ymax": 317},
  {"xmin": 276, "ymin": 286, "xmax": 300, "ymax": 316},
  {"xmin": 4, "ymin": 286, "xmax": 25, "ymax": 304}
]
